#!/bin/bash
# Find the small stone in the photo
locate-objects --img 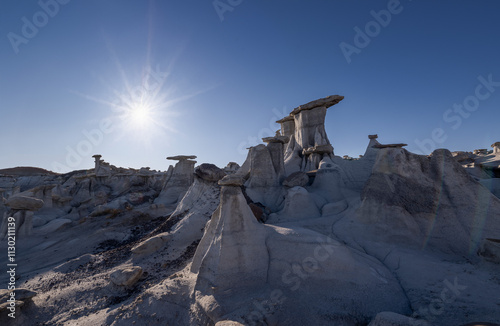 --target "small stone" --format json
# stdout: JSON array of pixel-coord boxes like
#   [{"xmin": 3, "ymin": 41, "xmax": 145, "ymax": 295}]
[
  {"xmin": 110, "ymin": 266, "xmax": 143, "ymax": 287},
  {"xmin": 131, "ymin": 235, "xmax": 167, "ymax": 256}
]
